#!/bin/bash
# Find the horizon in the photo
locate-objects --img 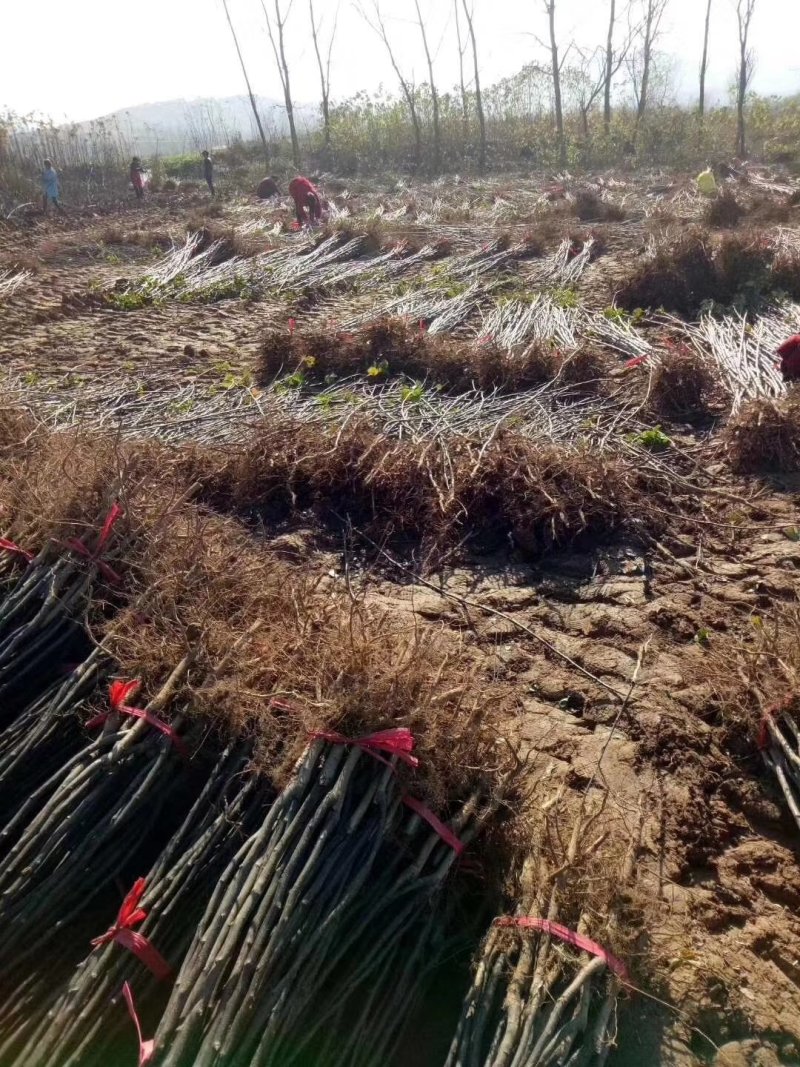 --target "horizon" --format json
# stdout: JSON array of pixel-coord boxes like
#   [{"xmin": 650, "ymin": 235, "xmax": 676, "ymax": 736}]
[{"xmin": 2, "ymin": 0, "xmax": 799, "ymax": 128}]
